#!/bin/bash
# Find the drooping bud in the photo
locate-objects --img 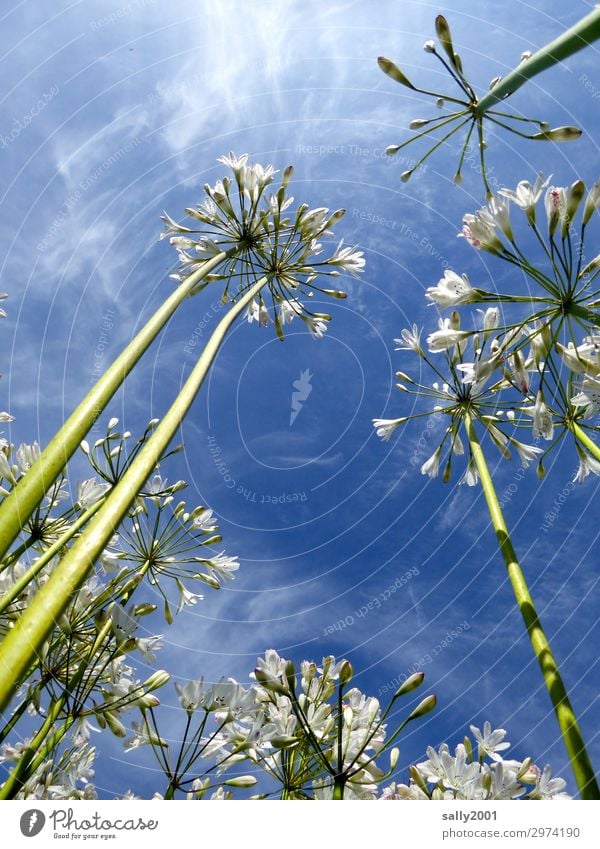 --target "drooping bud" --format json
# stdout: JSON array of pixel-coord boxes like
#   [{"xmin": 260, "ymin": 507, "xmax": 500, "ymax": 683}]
[
  {"xmin": 435, "ymin": 16, "xmax": 458, "ymax": 69},
  {"xmin": 531, "ymin": 126, "xmax": 582, "ymax": 142},
  {"xmin": 390, "ymin": 747, "xmax": 400, "ymax": 770}
]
